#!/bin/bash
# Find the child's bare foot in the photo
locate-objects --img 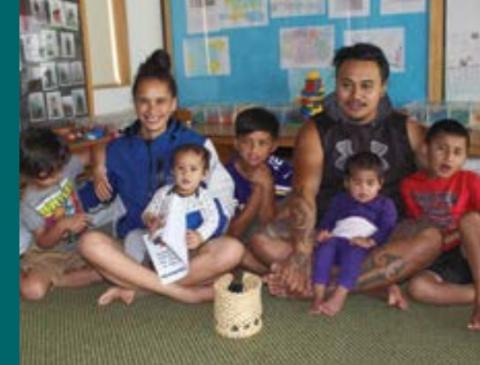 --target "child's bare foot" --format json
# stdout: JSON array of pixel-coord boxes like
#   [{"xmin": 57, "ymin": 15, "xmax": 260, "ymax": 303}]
[
  {"xmin": 467, "ymin": 305, "xmax": 480, "ymax": 331},
  {"xmin": 97, "ymin": 286, "xmax": 136, "ymax": 306},
  {"xmin": 309, "ymin": 284, "xmax": 327, "ymax": 314},
  {"xmin": 319, "ymin": 286, "xmax": 349, "ymax": 317},
  {"xmin": 387, "ymin": 284, "xmax": 409, "ymax": 310}
]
